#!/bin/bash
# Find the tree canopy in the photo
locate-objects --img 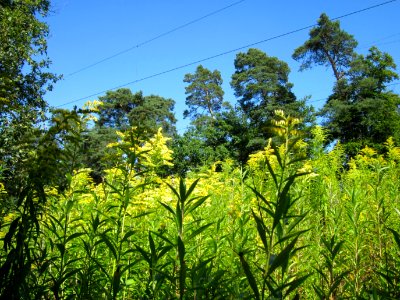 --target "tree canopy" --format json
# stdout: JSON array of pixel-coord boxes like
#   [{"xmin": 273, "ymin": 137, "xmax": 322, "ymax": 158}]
[
  {"xmin": 183, "ymin": 65, "xmax": 225, "ymax": 122},
  {"xmin": 292, "ymin": 13, "xmax": 358, "ymax": 81},
  {"xmin": 320, "ymin": 47, "xmax": 400, "ymax": 154},
  {"xmin": 97, "ymin": 88, "xmax": 176, "ymax": 137}
]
